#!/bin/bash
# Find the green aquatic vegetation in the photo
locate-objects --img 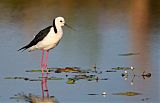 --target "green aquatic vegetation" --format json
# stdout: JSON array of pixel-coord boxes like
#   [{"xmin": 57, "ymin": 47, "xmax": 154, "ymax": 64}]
[
  {"xmin": 74, "ymin": 74, "xmax": 97, "ymax": 81},
  {"xmin": 112, "ymin": 67, "xmax": 131, "ymax": 70},
  {"xmin": 4, "ymin": 77, "xmax": 29, "ymax": 80},
  {"xmin": 4, "ymin": 76, "xmax": 64, "ymax": 81},
  {"xmin": 4, "ymin": 77, "xmax": 41, "ymax": 81},
  {"xmin": 118, "ymin": 53, "xmax": 139, "ymax": 56},
  {"xmin": 26, "ymin": 69, "xmax": 42, "ymax": 72},
  {"xmin": 87, "ymin": 77, "xmax": 97, "ymax": 81},
  {"xmin": 46, "ymin": 77, "xmax": 64, "ymax": 80},
  {"xmin": 47, "ymin": 77, "xmax": 64, "ymax": 80},
  {"xmin": 112, "ymin": 91, "xmax": 141, "ymax": 96},
  {"xmin": 66, "ymin": 78, "xmax": 76, "ymax": 84},
  {"xmin": 26, "ymin": 68, "xmax": 56, "ymax": 73},
  {"xmin": 25, "ymin": 67, "xmax": 81, "ymax": 73},
  {"xmin": 54, "ymin": 67, "xmax": 81, "ymax": 73}
]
